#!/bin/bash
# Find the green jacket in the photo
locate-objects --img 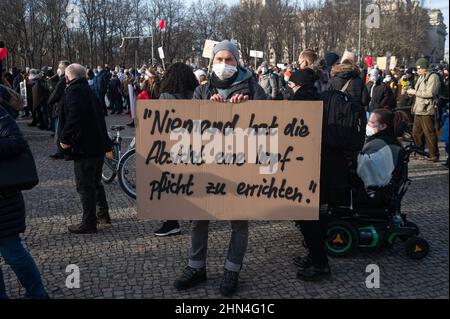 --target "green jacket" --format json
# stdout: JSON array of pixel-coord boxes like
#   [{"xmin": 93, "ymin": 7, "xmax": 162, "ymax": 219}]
[{"xmin": 412, "ymin": 72, "xmax": 441, "ymax": 116}]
